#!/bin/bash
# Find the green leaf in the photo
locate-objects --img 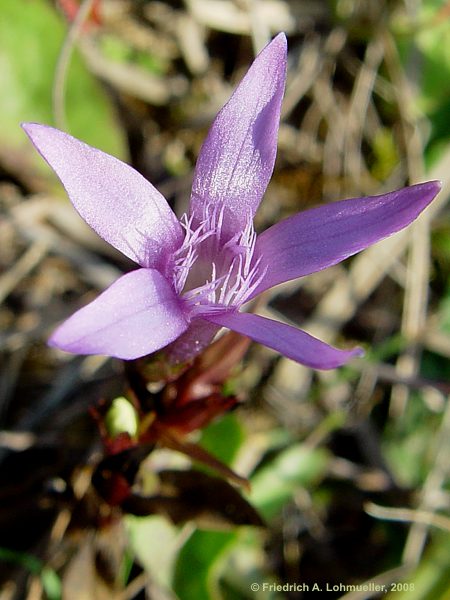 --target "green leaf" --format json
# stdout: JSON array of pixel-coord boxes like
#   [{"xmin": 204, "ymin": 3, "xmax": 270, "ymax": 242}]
[
  {"xmin": 0, "ymin": 547, "xmax": 61, "ymax": 600},
  {"xmin": 249, "ymin": 444, "xmax": 330, "ymax": 519},
  {"xmin": 218, "ymin": 528, "xmax": 283, "ymax": 599},
  {"xmin": 383, "ymin": 392, "xmax": 439, "ymax": 487},
  {"xmin": 0, "ymin": 0, "xmax": 126, "ymax": 185},
  {"xmin": 126, "ymin": 515, "xmax": 181, "ymax": 590},
  {"xmin": 387, "ymin": 533, "xmax": 450, "ymax": 600},
  {"xmin": 395, "ymin": 0, "xmax": 450, "ymax": 166},
  {"xmin": 438, "ymin": 286, "xmax": 450, "ymax": 336},
  {"xmin": 200, "ymin": 413, "xmax": 244, "ymax": 467},
  {"xmin": 41, "ymin": 568, "xmax": 62, "ymax": 600},
  {"xmin": 173, "ymin": 530, "xmax": 236, "ymax": 600}
]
